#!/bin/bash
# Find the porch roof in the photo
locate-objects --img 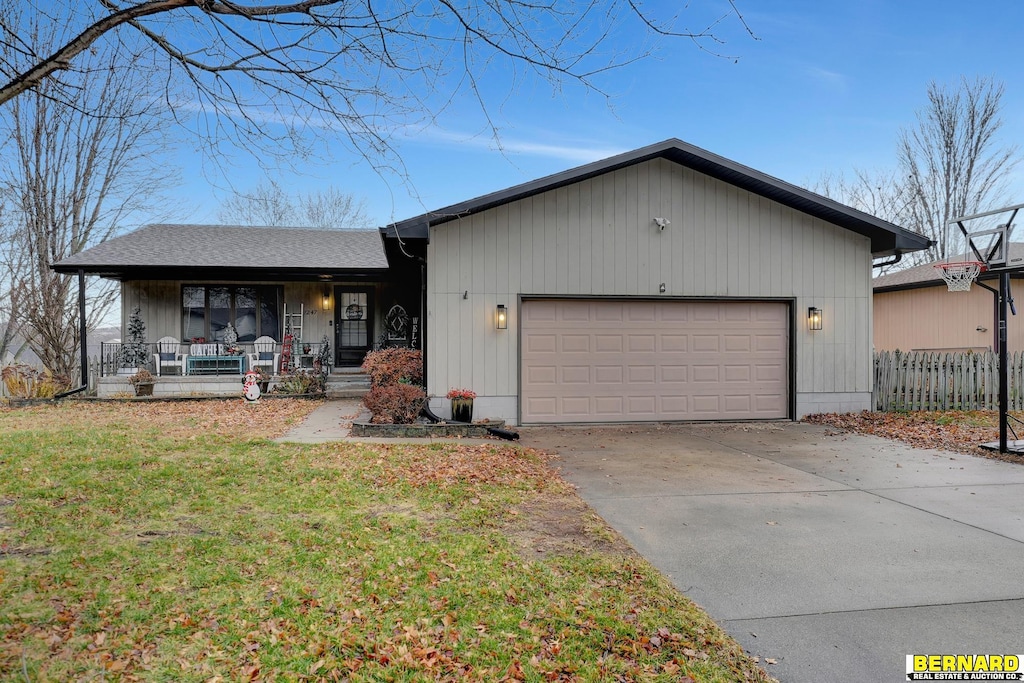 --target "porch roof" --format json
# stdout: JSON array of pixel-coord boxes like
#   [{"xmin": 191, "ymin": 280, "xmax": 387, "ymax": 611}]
[{"xmin": 51, "ymin": 224, "xmax": 390, "ymax": 278}]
